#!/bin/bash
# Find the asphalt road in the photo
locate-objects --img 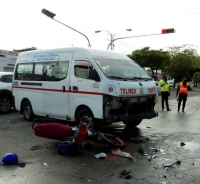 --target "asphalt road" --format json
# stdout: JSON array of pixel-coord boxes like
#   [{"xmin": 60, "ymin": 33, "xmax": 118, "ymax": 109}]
[{"xmin": 0, "ymin": 90, "xmax": 200, "ymax": 184}]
